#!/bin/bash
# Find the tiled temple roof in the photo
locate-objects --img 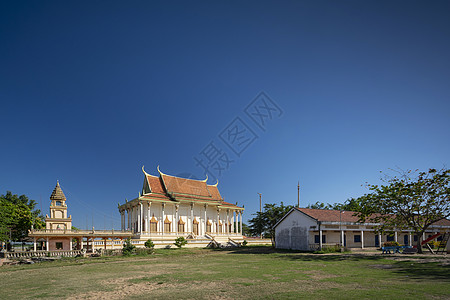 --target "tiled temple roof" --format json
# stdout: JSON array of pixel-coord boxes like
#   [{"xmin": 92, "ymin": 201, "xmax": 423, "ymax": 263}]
[{"xmin": 136, "ymin": 166, "xmax": 242, "ymax": 209}]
